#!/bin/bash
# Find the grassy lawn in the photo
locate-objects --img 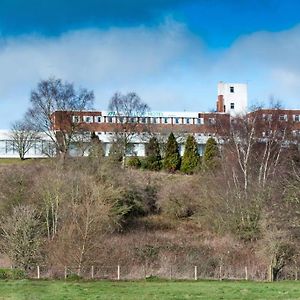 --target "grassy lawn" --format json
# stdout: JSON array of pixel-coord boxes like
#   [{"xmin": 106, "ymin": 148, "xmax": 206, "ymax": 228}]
[{"xmin": 0, "ymin": 280, "xmax": 299, "ymax": 300}]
